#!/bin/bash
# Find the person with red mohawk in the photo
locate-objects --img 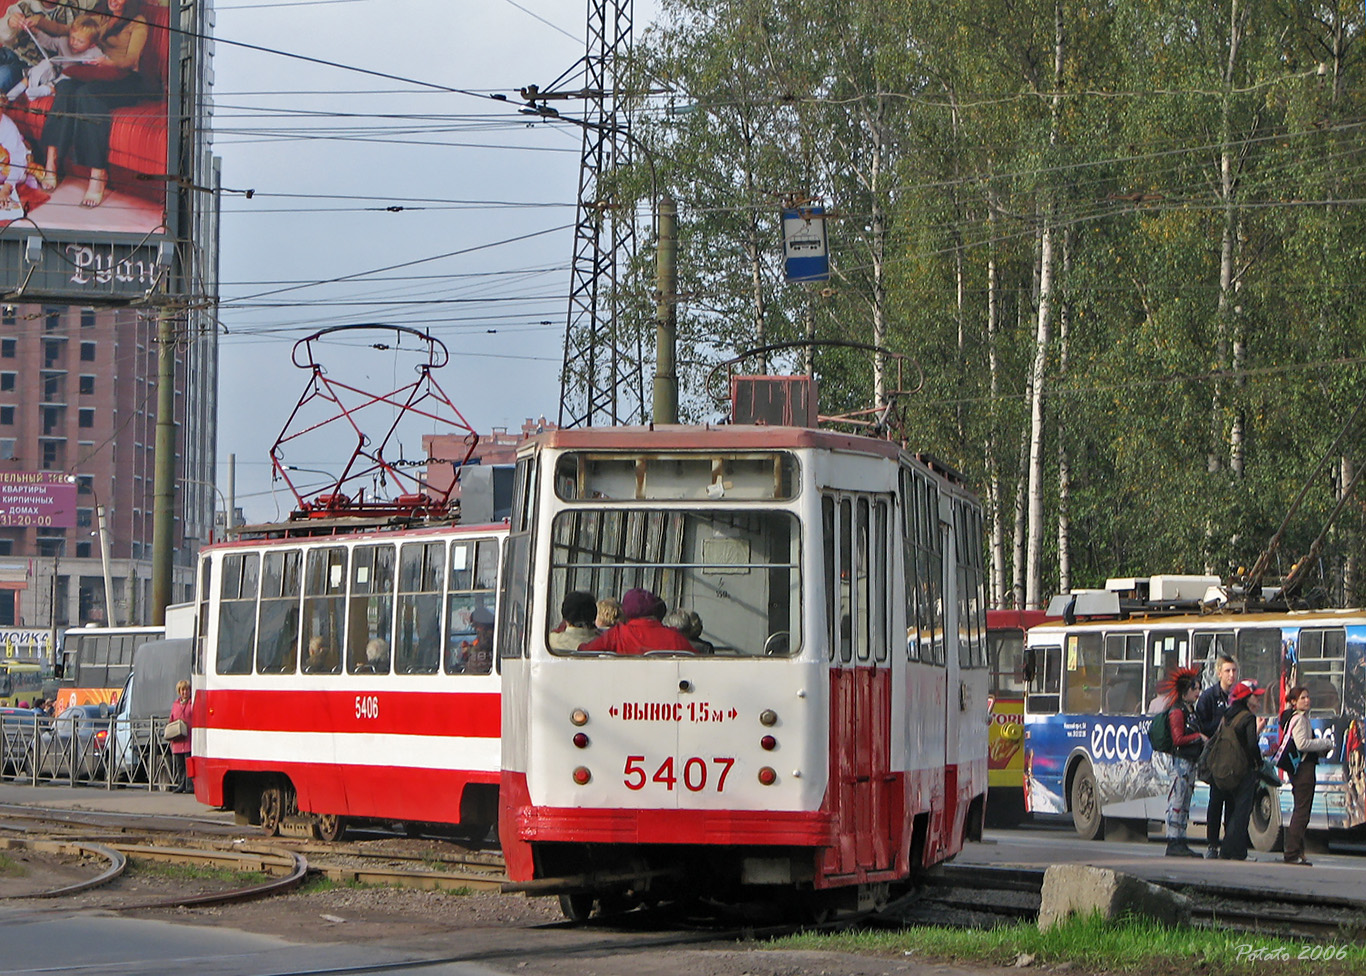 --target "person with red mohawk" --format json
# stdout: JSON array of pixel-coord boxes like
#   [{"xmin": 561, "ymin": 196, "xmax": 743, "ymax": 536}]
[{"xmin": 1156, "ymin": 666, "xmax": 1208, "ymax": 857}]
